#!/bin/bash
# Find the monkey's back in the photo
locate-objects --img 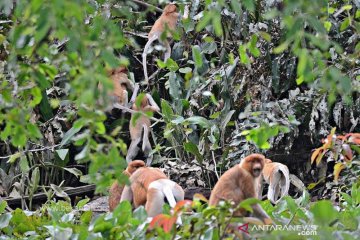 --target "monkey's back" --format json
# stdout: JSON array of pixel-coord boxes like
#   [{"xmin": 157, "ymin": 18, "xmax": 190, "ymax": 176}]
[
  {"xmin": 130, "ymin": 167, "xmax": 167, "ymax": 207},
  {"xmin": 149, "ymin": 13, "xmax": 178, "ymax": 39},
  {"xmin": 209, "ymin": 164, "xmax": 253, "ymax": 207},
  {"xmin": 129, "ymin": 115, "xmax": 151, "ymax": 140},
  {"xmin": 108, "ymin": 168, "xmax": 132, "ymax": 211}
]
